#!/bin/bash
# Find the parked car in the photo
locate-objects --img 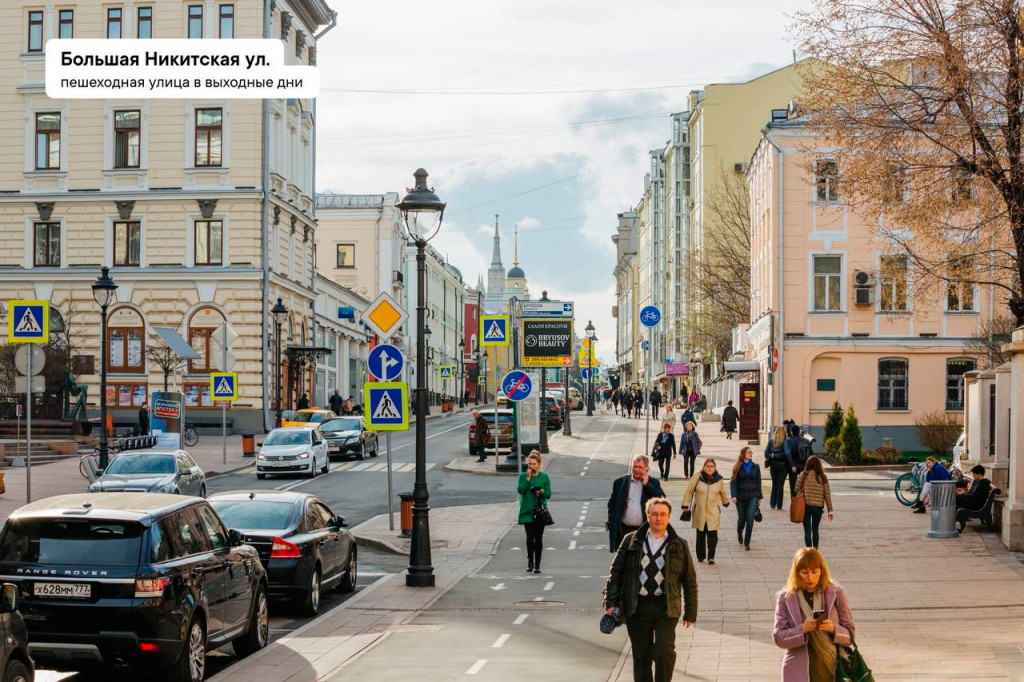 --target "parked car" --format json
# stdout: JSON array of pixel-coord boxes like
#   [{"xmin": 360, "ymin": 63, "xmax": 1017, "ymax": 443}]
[
  {"xmin": 567, "ymin": 387, "xmax": 584, "ymax": 410},
  {"xmin": 318, "ymin": 417, "xmax": 379, "ymax": 461},
  {"xmin": 0, "ymin": 583, "xmax": 33, "ymax": 682},
  {"xmin": 0, "ymin": 493, "xmax": 268, "ymax": 681},
  {"xmin": 281, "ymin": 409, "xmax": 337, "ymax": 428},
  {"xmin": 208, "ymin": 491, "xmax": 356, "ymax": 616},
  {"xmin": 88, "ymin": 451, "xmax": 207, "ymax": 497},
  {"xmin": 541, "ymin": 396, "xmax": 562, "ymax": 429},
  {"xmin": 256, "ymin": 428, "xmax": 330, "ymax": 479},
  {"xmin": 467, "ymin": 408, "xmax": 515, "ymax": 456}
]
